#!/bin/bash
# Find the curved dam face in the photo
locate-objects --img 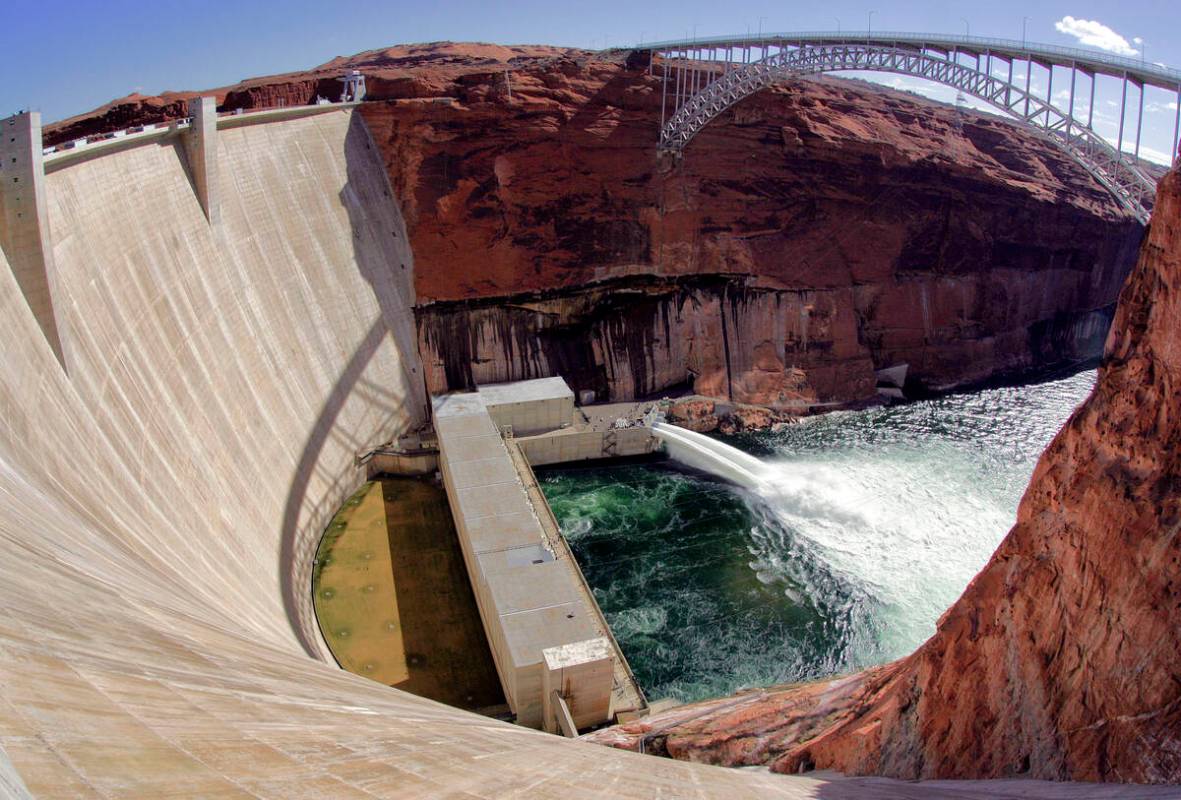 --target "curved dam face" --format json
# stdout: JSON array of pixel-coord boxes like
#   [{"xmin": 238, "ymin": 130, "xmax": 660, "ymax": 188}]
[{"xmin": 0, "ymin": 108, "xmax": 823, "ymax": 797}]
